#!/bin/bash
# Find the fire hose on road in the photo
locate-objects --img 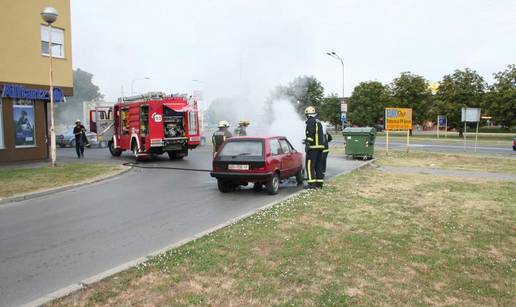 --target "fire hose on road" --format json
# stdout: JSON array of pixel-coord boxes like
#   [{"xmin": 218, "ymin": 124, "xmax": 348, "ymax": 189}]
[{"xmin": 122, "ymin": 162, "xmax": 212, "ymax": 172}]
